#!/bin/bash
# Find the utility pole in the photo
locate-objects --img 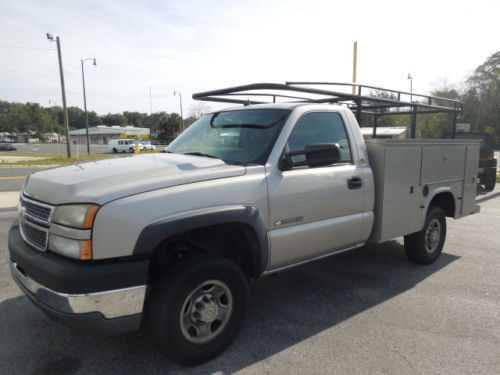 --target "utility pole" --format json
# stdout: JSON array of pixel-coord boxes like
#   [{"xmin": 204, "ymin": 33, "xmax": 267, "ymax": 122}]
[
  {"xmin": 48, "ymin": 100, "xmax": 56, "ymax": 139},
  {"xmin": 352, "ymin": 41, "xmax": 358, "ymax": 95},
  {"xmin": 81, "ymin": 58, "xmax": 96, "ymax": 154},
  {"xmin": 47, "ymin": 33, "xmax": 71, "ymax": 158},
  {"xmin": 173, "ymin": 91, "xmax": 184, "ymax": 131},
  {"xmin": 149, "ymin": 86, "xmax": 153, "ymax": 115}
]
